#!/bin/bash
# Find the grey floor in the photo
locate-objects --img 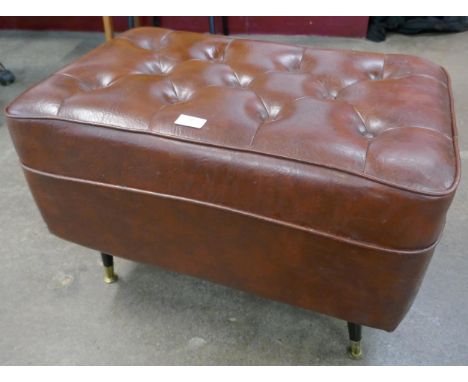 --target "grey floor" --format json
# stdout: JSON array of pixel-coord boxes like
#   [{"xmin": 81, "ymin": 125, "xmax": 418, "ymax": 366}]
[{"xmin": 0, "ymin": 29, "xmax": 467, "ymax": 366}]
